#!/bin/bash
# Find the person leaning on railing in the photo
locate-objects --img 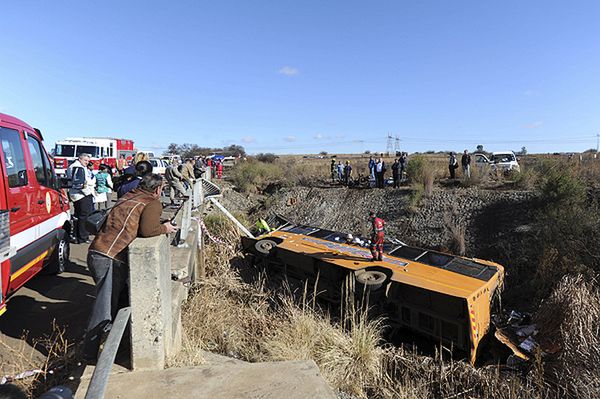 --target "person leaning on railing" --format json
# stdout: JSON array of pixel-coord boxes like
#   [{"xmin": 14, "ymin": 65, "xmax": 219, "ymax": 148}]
[{"xmin": 83, "ymin": 173, "xmax": 178, "ymax": 362}]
